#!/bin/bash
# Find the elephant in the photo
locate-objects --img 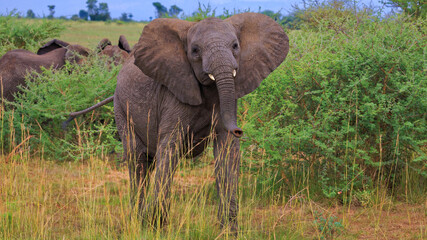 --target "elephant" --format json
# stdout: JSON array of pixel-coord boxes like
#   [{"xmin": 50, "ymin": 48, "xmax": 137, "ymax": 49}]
[
  {"xmin": 0, "ymin": 39, "xmax": 90, "ymax": 102},
  {"xmin": 66, "ymin": 12, "xmax": 289, "ymax": 232},
  {"xmin": 97, "ymin": 35, "xmax": 132, "ymax": 66}
]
